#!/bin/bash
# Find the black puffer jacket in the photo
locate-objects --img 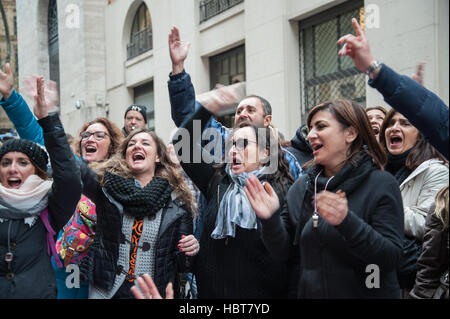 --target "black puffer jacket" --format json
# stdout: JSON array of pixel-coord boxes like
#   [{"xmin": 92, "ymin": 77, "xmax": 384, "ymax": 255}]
[
  {"xmin": 79, "ymin": 164, "xmax": 193, "ymax": 298},
  {"xmin": 0, "ymin": 114, "xmax": 82, "ymax": 298}
]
